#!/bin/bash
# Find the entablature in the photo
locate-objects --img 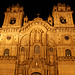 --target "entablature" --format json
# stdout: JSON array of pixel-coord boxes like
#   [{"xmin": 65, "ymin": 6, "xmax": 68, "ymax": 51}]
[
  {"xmin": 58, "ymin": 56, "xmax": 75, "ymax": 61},
  {"xmin": 0, "ymin": 56, "xmax": 17, "ymax": 60}
]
